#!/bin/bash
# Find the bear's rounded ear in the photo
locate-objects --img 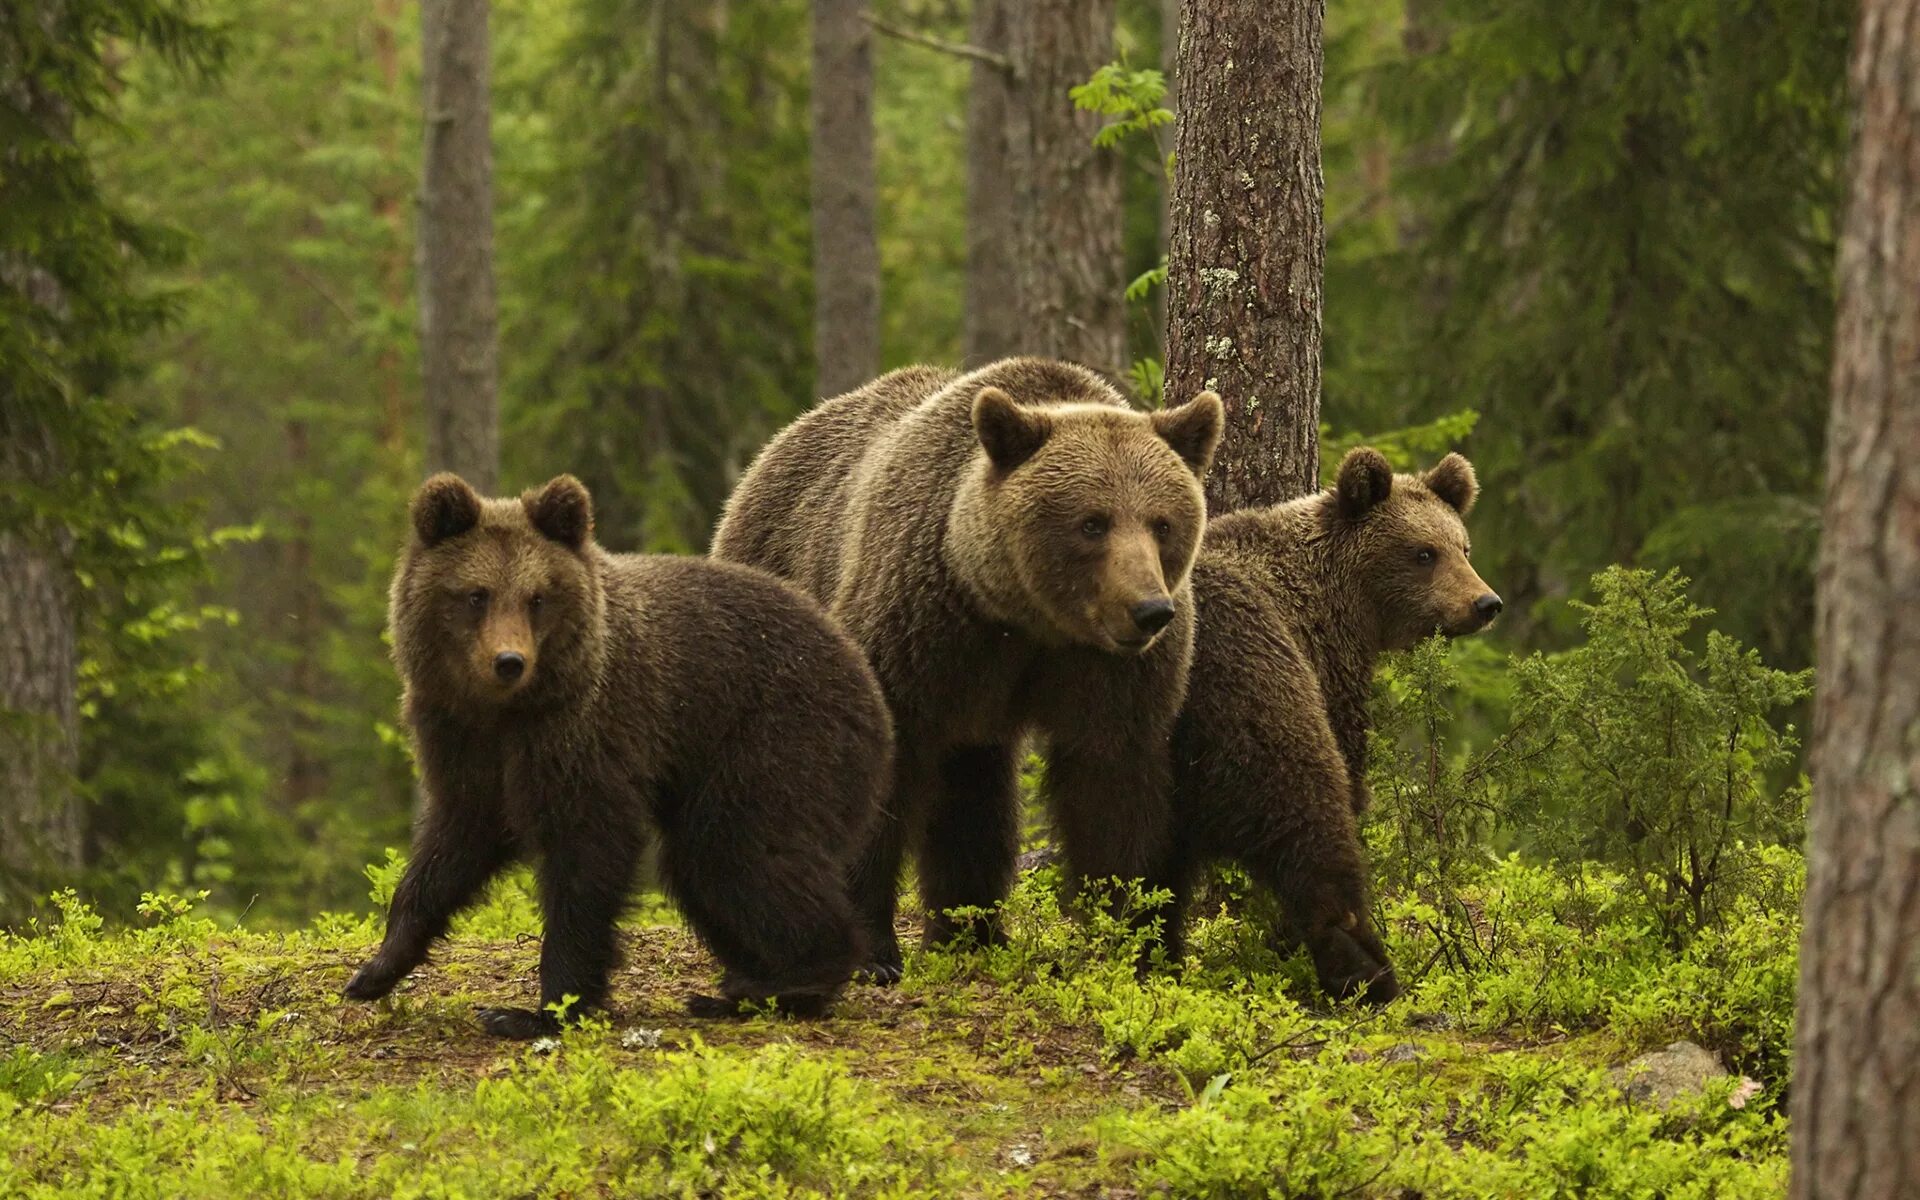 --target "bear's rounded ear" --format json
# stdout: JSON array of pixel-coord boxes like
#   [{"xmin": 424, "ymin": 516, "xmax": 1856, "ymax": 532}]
[
  {"xmin": 1334, "ymin": 448, "xmax": 1394, "ymax": 520},
  {"xmin": 524, "ymin": 475, "xmax": 594, "ymax": 549},
  {"xmin": 1423, "ymin": 452, "xmax": 1478, "ymax": 515},
  {"xmin": 1152, "ymin": 390, "xmax": 1225, "ymax": 477},
  {"xmin": 411, "ymin": 473, "xmax": 483, "ymax": 546},
  {"xmin": 972, "ymin": 386, "xmax": 1052, "ymax": 472}
]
